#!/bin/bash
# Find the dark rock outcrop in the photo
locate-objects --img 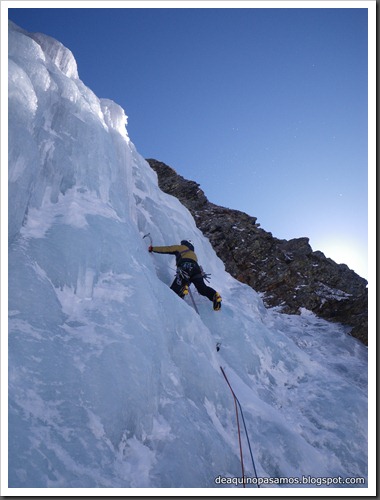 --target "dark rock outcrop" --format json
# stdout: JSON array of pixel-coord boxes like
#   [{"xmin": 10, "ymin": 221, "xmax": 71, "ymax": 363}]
[{"xmin": 147, "ymin": 159, "xmax": 368, "ymax": 345}]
